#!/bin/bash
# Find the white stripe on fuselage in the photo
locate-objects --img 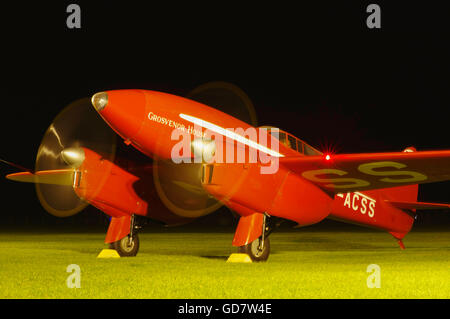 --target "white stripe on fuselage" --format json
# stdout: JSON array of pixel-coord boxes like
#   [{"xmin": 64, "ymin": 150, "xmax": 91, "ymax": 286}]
[{"xmin": 179, "ymin": 113, "xmax": 285, "ymax": 158}]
